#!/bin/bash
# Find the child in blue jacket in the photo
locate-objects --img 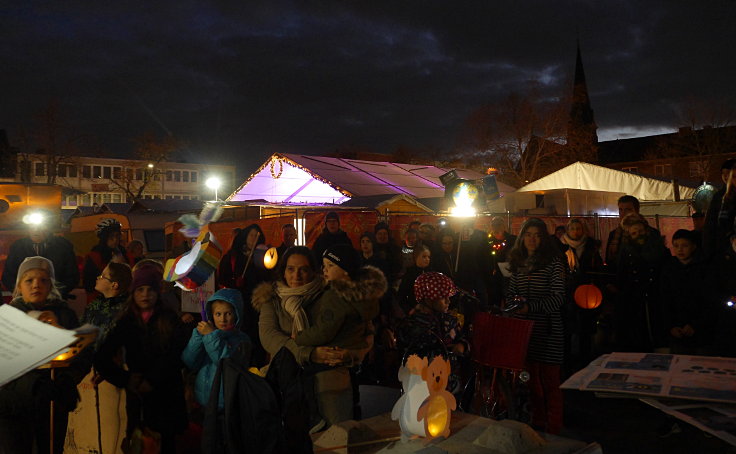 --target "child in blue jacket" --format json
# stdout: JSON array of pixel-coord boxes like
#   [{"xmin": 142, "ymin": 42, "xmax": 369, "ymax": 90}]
[{"xmin": 182, "ymin": 288, "xmax": 250, "ymax": 408}]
